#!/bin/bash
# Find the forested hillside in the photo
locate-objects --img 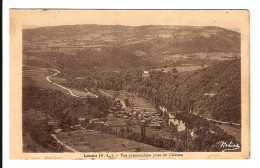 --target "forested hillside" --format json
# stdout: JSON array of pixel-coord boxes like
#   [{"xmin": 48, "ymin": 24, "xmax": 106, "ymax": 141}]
[
  {"xmin": 176, "ymin": 59, "xmax": 241, "ymax": 123},
  {"xmin": 99, "ymin": 59, "xmax": 241, "ymax": 124}
]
